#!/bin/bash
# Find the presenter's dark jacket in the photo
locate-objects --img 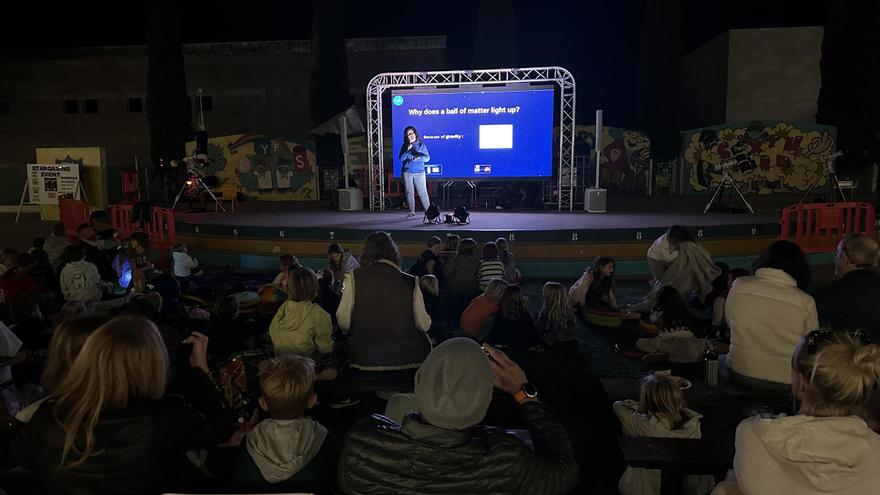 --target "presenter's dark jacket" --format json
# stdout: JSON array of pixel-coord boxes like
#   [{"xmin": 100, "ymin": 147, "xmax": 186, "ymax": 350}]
[{"xmin": 812, "ymin": 268, "xmax": 880, "ymax": 340}]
